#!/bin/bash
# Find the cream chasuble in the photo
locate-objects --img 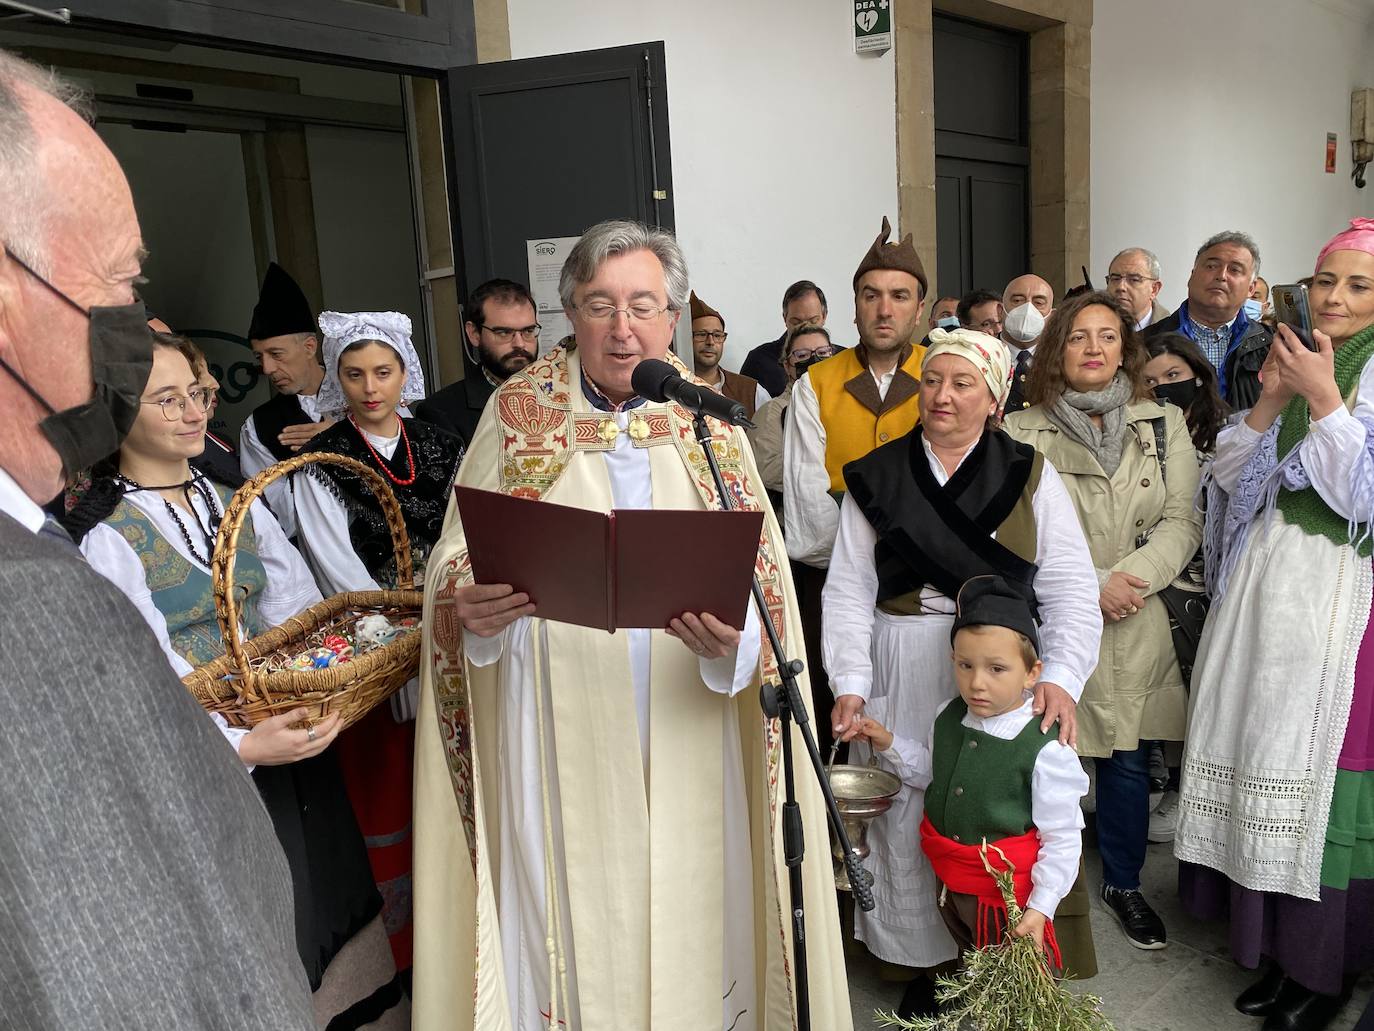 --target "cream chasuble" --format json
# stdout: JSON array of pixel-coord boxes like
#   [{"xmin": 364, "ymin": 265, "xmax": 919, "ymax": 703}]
[{"xmin": 412, "ymin": 346, "xmax": 852, "ymax": 1031}]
